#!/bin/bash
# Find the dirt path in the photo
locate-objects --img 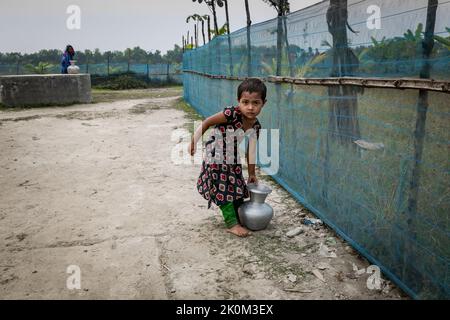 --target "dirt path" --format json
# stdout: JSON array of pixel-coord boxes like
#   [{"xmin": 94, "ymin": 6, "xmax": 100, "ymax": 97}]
[{"xmin": 0, "ymin": 88, "xmax": 407, "ymax": 299}]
